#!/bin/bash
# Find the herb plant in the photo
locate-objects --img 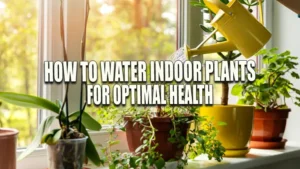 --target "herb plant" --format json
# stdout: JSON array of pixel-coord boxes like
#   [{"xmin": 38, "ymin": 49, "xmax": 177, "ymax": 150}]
[
  {"xmin": 190, "ymin": 0, "xmax": 264, "ymax": 105},
  {"xmin": 231, "ymin": 48, "xmax": 300, "ymax": 111},
  {"xmin": 97, "ymin": 106, "xmax": 225, "ymax": 169}
]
